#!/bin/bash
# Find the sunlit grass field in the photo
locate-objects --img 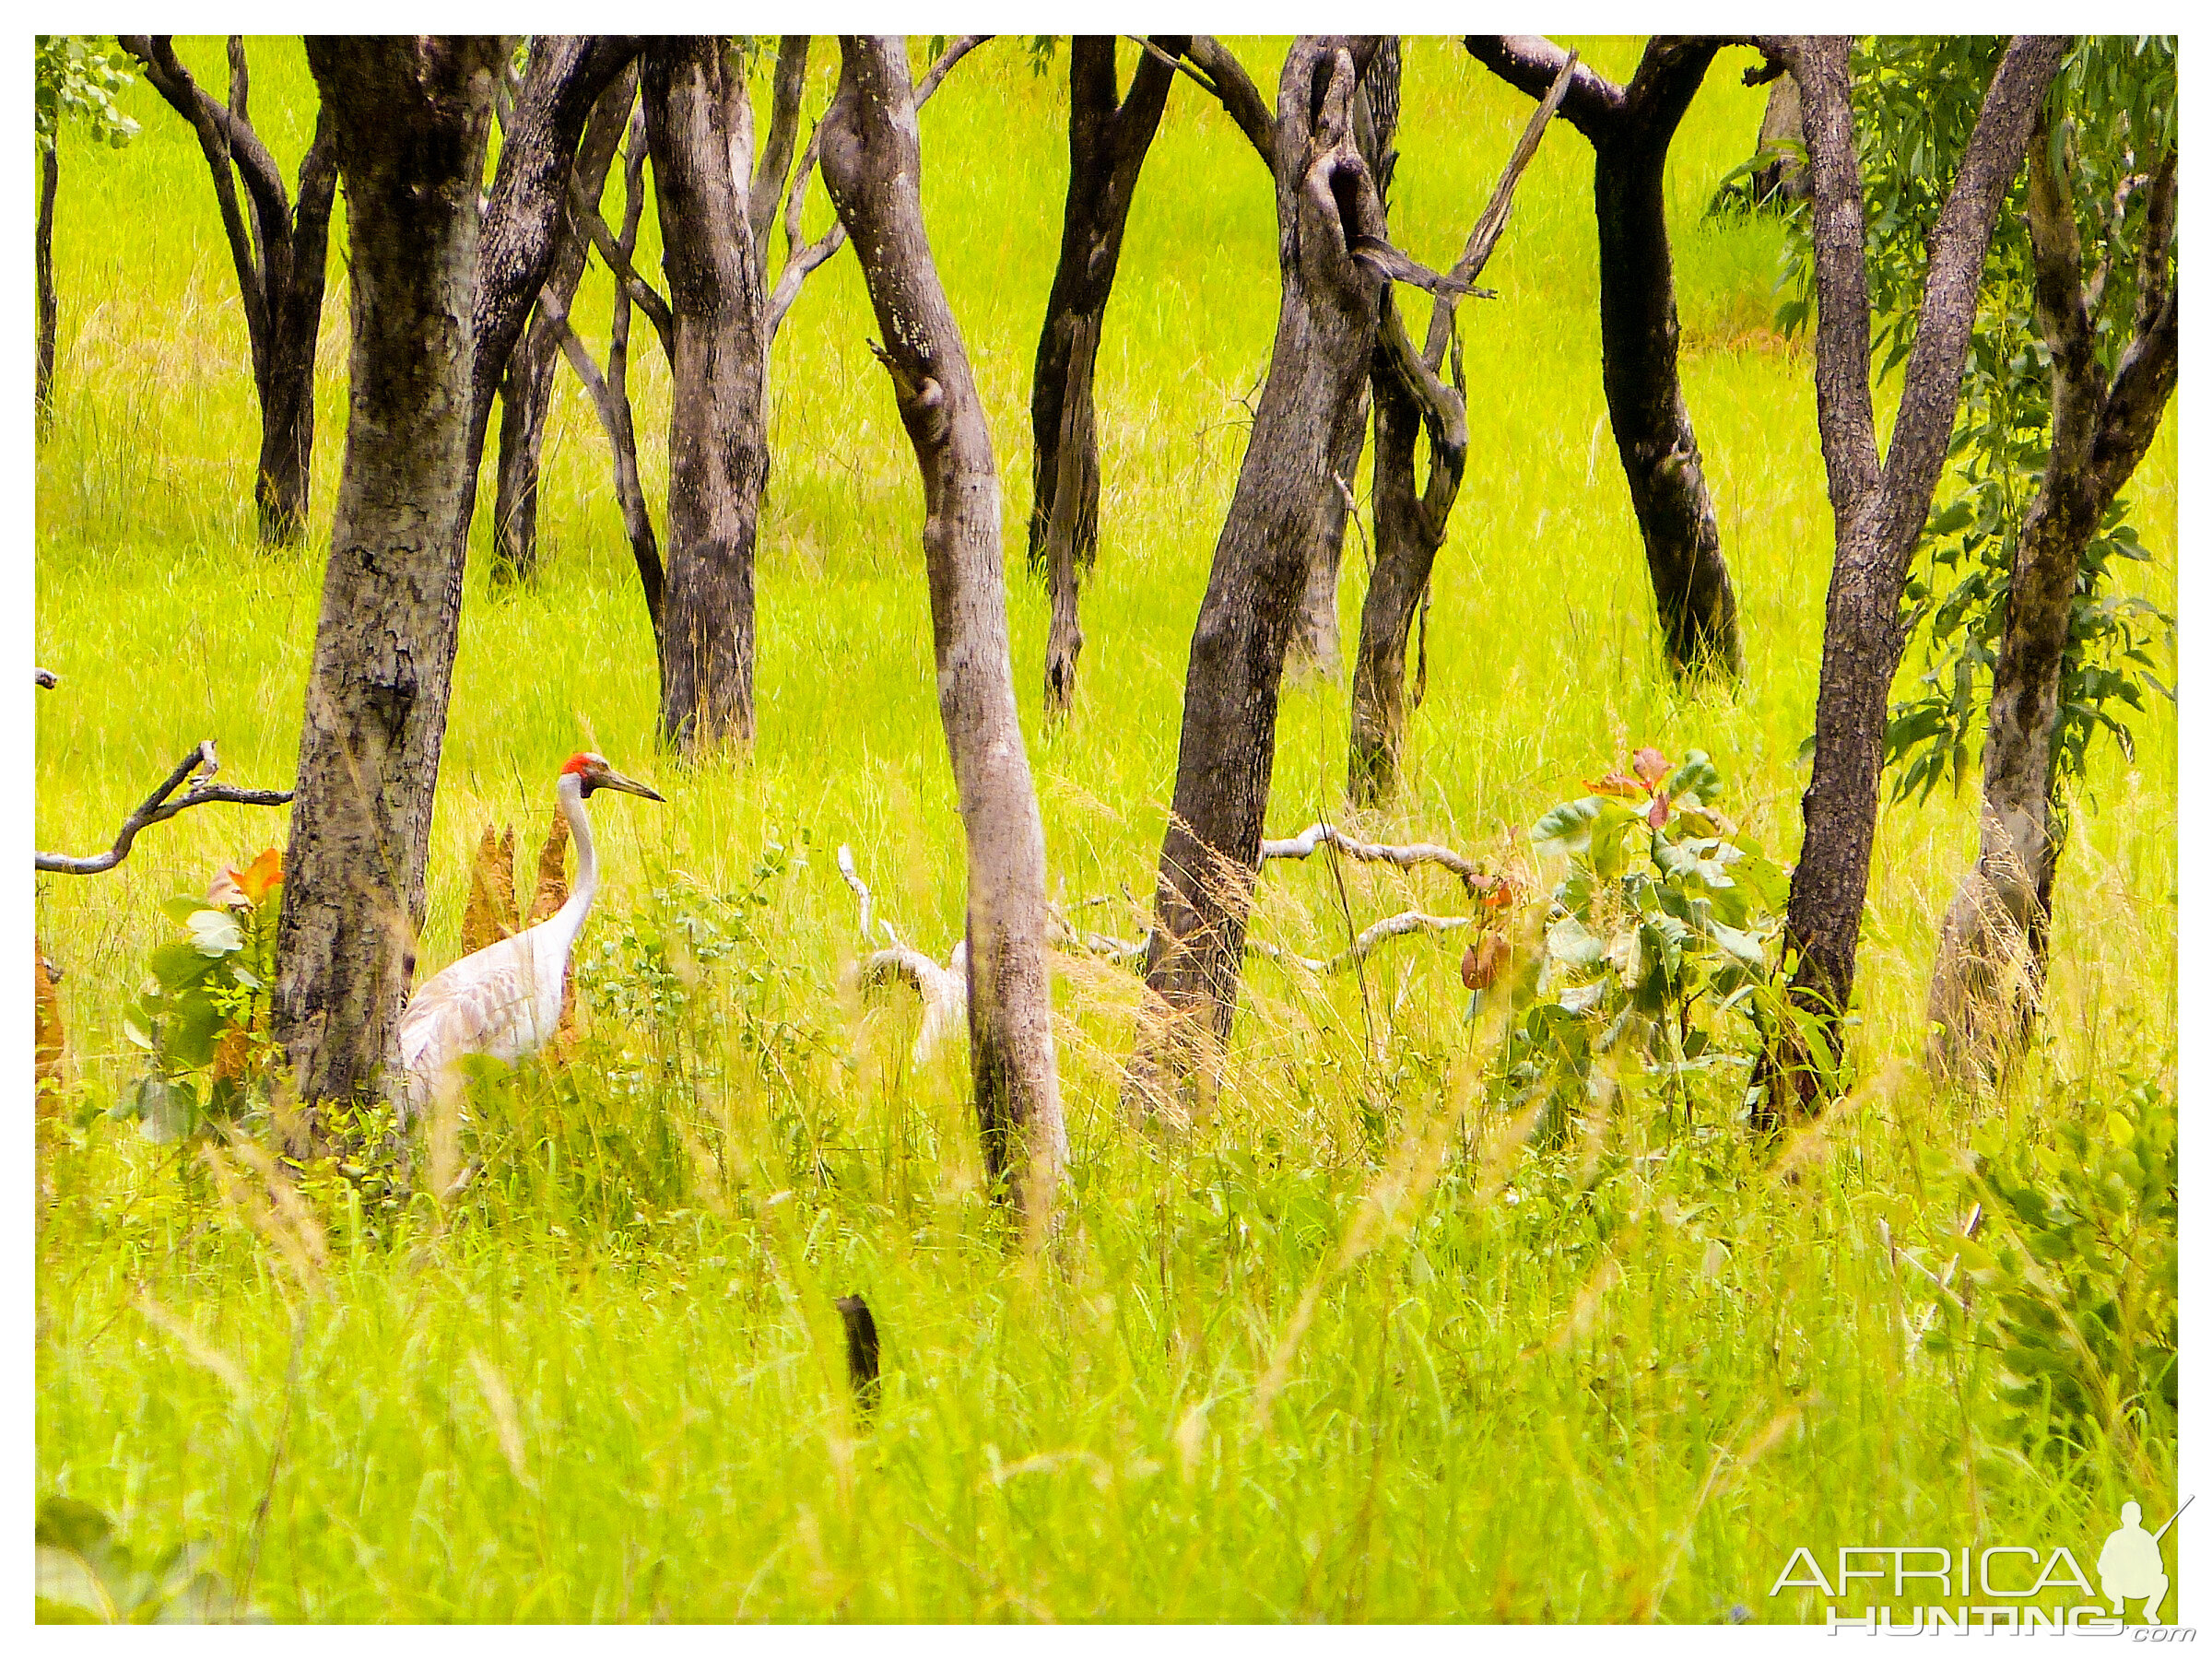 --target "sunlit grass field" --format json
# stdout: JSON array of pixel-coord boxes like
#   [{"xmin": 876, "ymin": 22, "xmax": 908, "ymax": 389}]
[{"xmin": 34, "ymin": 38, "xmax": 2176, "ymax": 1620}]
